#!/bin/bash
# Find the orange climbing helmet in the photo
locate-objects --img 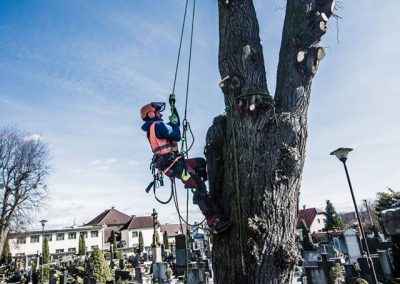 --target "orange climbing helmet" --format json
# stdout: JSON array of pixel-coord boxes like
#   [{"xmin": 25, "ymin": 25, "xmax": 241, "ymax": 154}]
[{"xmin": 140, "ymin": 102, "xmax": 166, "ymax": 120}]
